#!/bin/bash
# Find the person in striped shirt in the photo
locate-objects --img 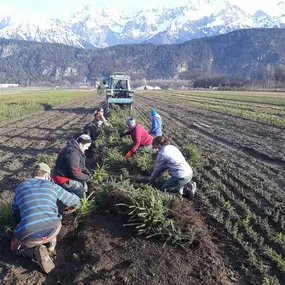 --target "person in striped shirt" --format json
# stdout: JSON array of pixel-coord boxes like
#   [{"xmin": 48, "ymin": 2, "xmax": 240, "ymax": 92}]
[{"xmin": 11, "ymin": 163, "xmax": 80, "ymax": 274}]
